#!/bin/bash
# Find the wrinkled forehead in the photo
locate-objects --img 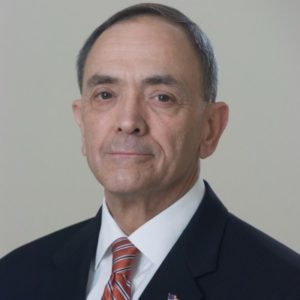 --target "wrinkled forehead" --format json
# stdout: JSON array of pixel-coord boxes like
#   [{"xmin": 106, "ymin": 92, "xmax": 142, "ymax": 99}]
[
  {"xmin": 82, "ymin": 15, "xmax": 202, "ymax": 91},
  {"xmin": 89, "ymin": 15, "xmax": 196, "ymax": 56}
]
